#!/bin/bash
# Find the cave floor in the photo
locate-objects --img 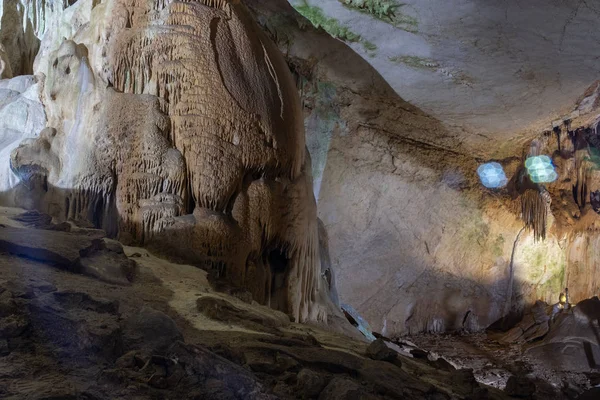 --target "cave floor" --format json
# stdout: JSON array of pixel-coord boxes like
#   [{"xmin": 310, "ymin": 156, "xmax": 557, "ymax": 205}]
[
  {"xmin": 408, "ymin": 332, "xmax": 591, "ymax": 396},
  {"xmin": 0, "ymin": 218, "xmax": 516, "ymax": 399}
]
